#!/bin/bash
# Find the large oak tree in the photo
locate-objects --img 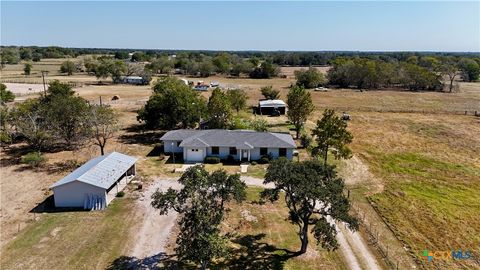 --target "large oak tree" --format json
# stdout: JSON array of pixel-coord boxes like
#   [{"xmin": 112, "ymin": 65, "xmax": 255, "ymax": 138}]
[
  {"xmin": 151, "ymin": 166, "xmax": 246, "ymax": 269},
  {"xmin": 261, "ymin": 159, "xmax": 358, "ymax": 254}
]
